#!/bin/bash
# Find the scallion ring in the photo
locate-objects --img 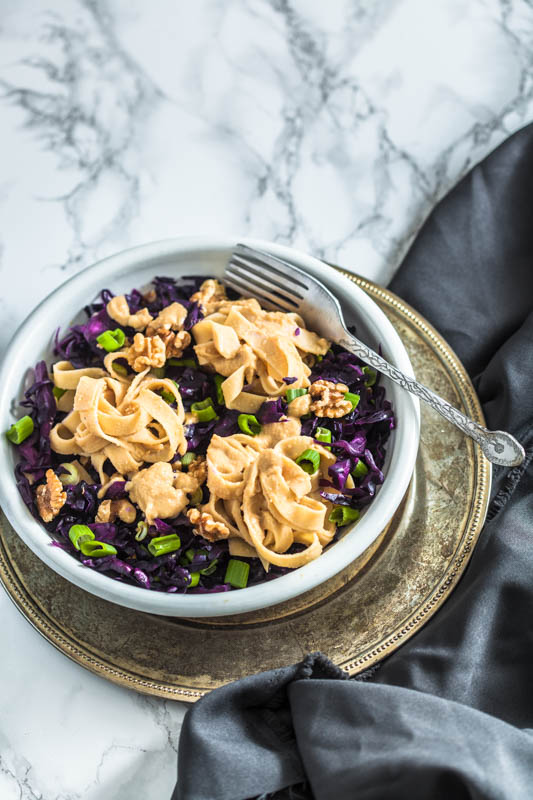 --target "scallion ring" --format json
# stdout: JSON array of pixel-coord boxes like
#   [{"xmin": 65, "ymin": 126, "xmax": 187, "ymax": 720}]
[
  {"xmin": 6, "ymin": 415, "xmax": 34, "ymax": 445},
  {"xmin": 362, "ymin": 366, "xmax": 377, "ymax": 386},
  {"xmin": 68, "ymin": 524, "xmax": 95, "ymax": 550},
  {"xmin": 344, "ymin": 392, "xmax": 360, "ymax": 410},
  {"xmin": 168, "ymin": 358, "xmax": 196, "ymax": 367},
  {"xmin": 191, "ymin": 398, "xmax": 218, "ymax": 423},
  {"xmin": 295, "ymin": 448, "xmax": 320, "ymax": 474},
  {"xmin": 328, "ymin": 506, "xmax": 360, "ymax": 526},
  {"xmin": 286, "ymin": 387, "xmax": 308, "ymax": 403},
  {"xmin": 237, "ymin": 414, "xmax": 261, "ymax": 436},
  {"xmin": 135, "ymin": 521, "xmax": 149, "ymax": 541},
  {"xmin": 224, "ymin": 558, "xmax": 250, "ymax": 589},
  {"xmin": 96, "ymin": 328, "xmax": 126, "ymax": 352},
  {"xmin": 80, "ymin": 540, "xmax": 118, "ymax": 558},
  {"xmin": 147, "ymin": 534, "xmax": 182, "ymax": 557},
  {"xmin": 214, "ymin": 374, "xmax": 225, "ymax": 406},
  {"xmin": 351, "ymin": 459, "xmax": 369, "ymax": 479},
  {"xmin": 58, "ymin": 462, "xmax": 80, "ymax": 486}
]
